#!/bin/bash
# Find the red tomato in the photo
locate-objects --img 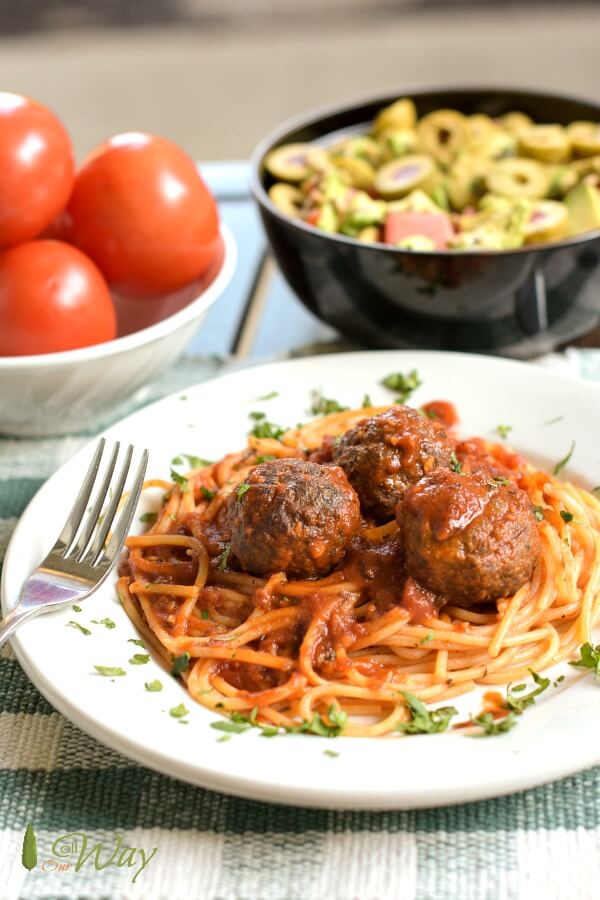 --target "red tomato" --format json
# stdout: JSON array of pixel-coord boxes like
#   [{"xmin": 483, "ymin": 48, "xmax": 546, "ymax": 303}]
[
  {"xmin": 0, "ymin": 240, "xmax": 116, "ymax": 356},
  {"xmin": 385, "ymin": 211, "xmax": 454, "ymax": 249},
  {"xmin": 68, "ymin": 133, "xmax": 220, "ymax": 297},
  {"xmin": 0, "ymin": 93, "xmax": 74, "ymax": 248}
]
